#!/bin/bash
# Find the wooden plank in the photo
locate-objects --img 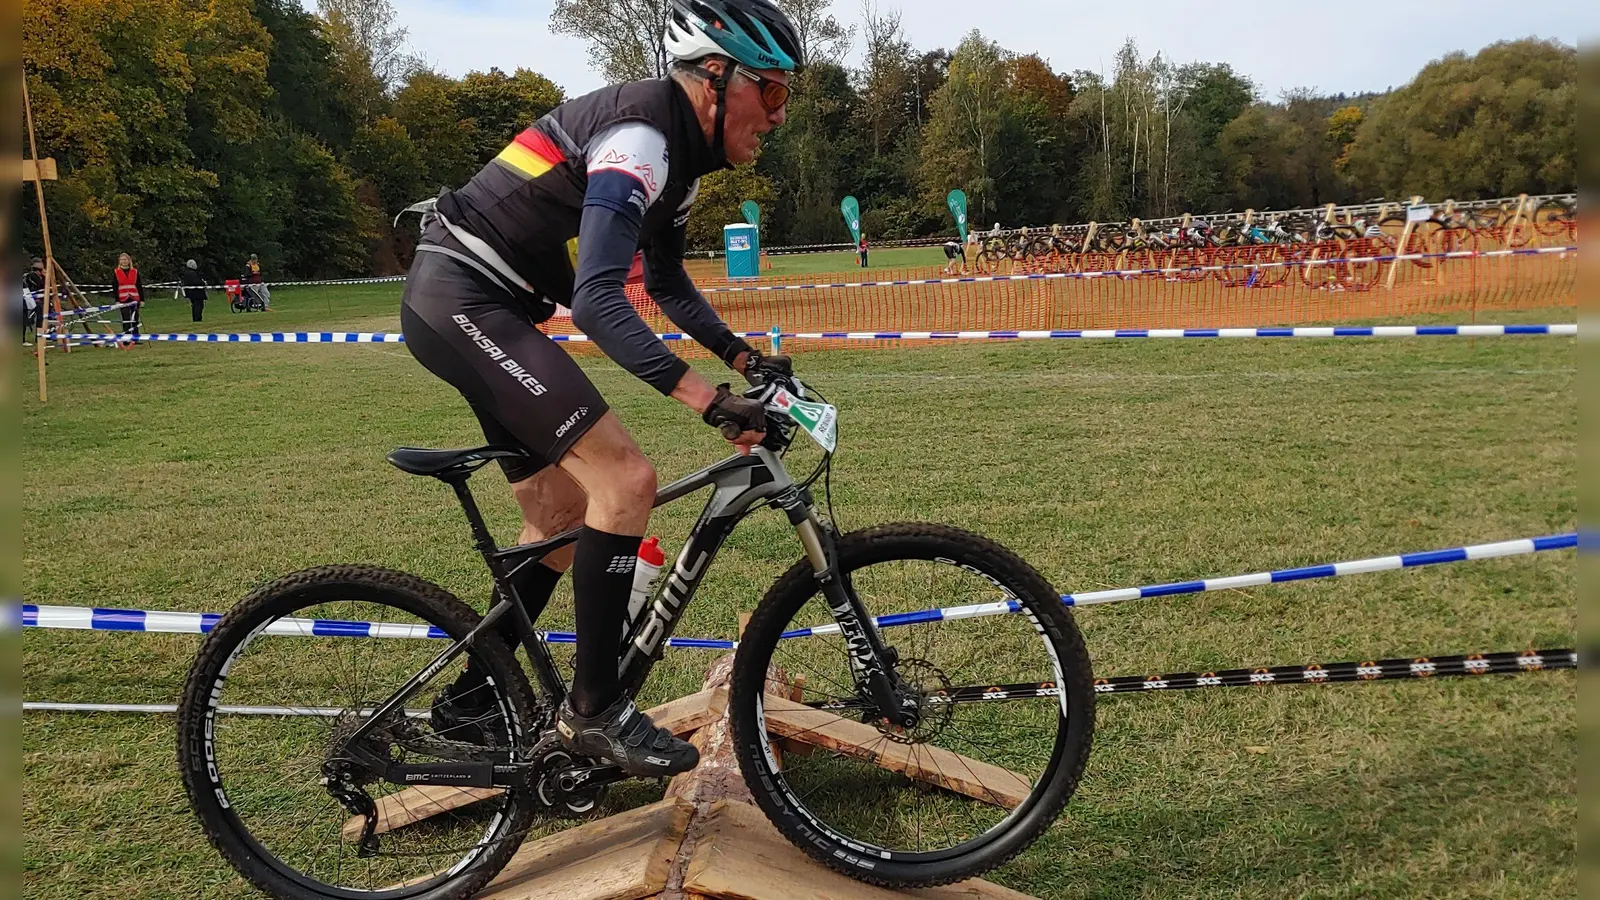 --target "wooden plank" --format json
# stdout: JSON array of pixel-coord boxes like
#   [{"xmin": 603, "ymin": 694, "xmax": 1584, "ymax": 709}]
[
  {"xmin": 342, "ymin": 785, "xmax": 503, "ymax": 841},
  {"xmin": 759, "ymin": 695, "xmax": 1030, "ymax": 809},
  {"xmin": 681, "ymin": 799, "xmax": 1038, "ymax": 900},
  {"xmin": 22, "ymin": 158, "xmax": 57, "ymax": 182},
  {"xmin": 477, "ymin": 798, "xmax": 688, "ymax": 900},
  {"xmin": 648, "ymin": 685, "xmax": 727, "ymax": 736}
]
